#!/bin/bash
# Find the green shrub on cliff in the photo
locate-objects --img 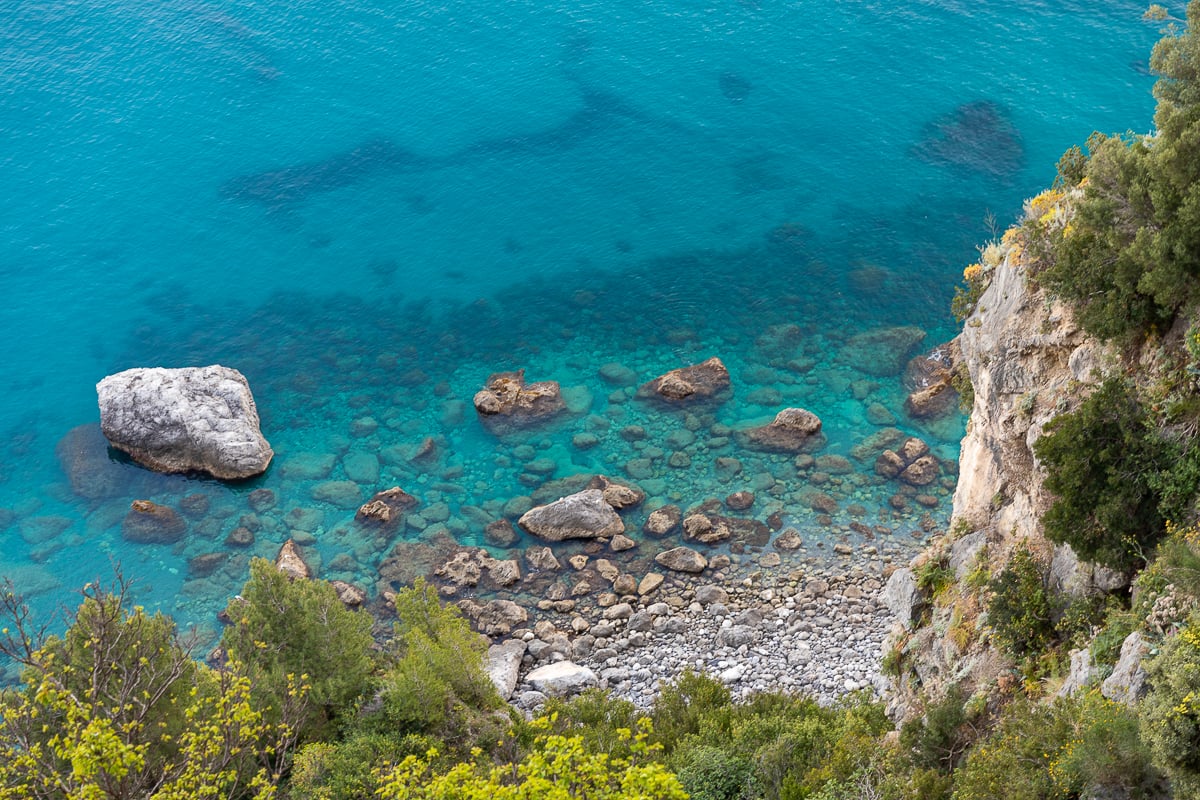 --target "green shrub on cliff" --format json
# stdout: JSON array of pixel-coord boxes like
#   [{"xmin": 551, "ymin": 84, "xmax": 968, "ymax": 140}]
[
  {"xmin": 1139, "ymin": 614, "xmax": 1200, "ymax": 797},
  {"xmin": 1038, "ymin": 0, "xmax": 1200, "ymax": 342},
  {"xmin": 222, "ymin": 558, "xmax": 376, "ymax": 744},
  {"xmin": 378, "ymin": 578, "xmax": 505, "ymax": 743},
  {"xmin": 954, "ymin": 693, "xmax": 1157, "ymax": 800},
  {"xmin": 0, "ymin": 579, "xmax": 304, "ymax": 798},
  {"xmin": 986, "ymin": 545, "xmax": 1057, "ymax": 658},
  {"xmin": 1033, "ymin": 377, "xmax": 1170, "ymax": 572}
]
